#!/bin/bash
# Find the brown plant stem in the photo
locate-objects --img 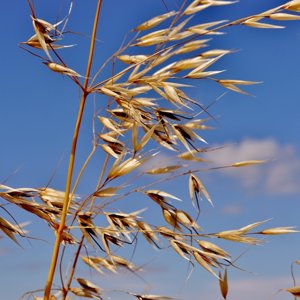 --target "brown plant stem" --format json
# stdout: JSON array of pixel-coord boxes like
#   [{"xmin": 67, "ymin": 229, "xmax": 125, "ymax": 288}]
[
  {"xmin": 43, "ymin": 1, "xmax": 103, "ymax": 299},
  {"xmin": 62, "ymin": 236, "xmax": 85, "ymax": 300}
]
